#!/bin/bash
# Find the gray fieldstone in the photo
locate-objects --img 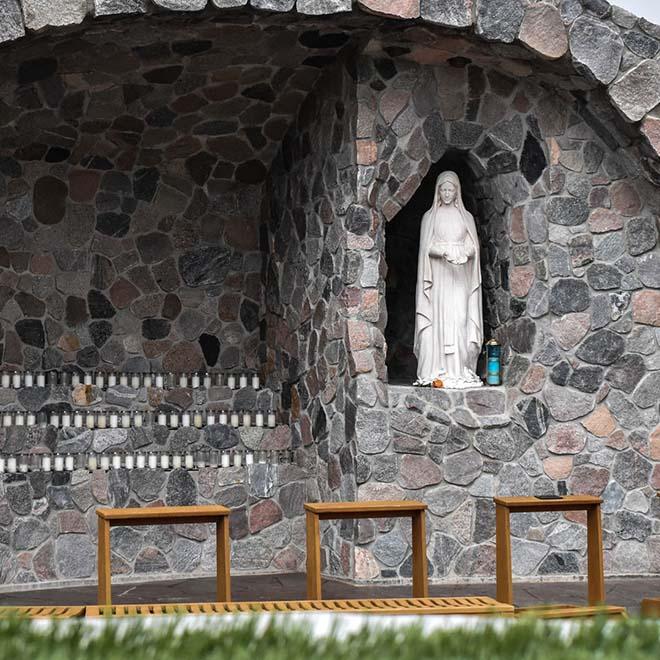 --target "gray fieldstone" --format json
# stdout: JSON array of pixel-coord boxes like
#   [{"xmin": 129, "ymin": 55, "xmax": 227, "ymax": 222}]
[
  {"xmin": 56, "ymin": 534, "xmax": 95, "ymax": 578},
  {"xmin": 421, "ymin": 0, "xmax": 473, "ymax": 27},
  {"xmin": 474, "ymin": 429, "xmax": 515, "ymax": 461},
  {"xmin": 0, "ymin": 1, "xmax": 24, "ymax": 43},
  {"xmin": 638, "ymin": 253, "xmax": 660, "ymax": 288},
  {"xmin": 152, "ymin": 1, "xmax": 208, "ymax": 9},
  {"xmin": 608, "ymin": 60, "xmax": 660, "ymax": 122},
  {"xmin": 444, "ymin": 450, "xmax": 483, "ymax": 486},
  {"xmin": 92, "ymin": 429, "xmax": 128, "ymax": 453},
  {"xmin": 612, "ymin": 450, "xmax": 653, "ymax": 490},
  {"xmin": 576, "ymin": 330, "xmax": 625, "ymax": 365},
  {"xmin": 432, "ymin": 532, "xmax": 462, "ymax": 576},
  {"xmin": 475, "ymin": 0, "xmax": 525, "ymax": 43},
  {"xmin": 601, "ymin": 481, "xmax": 626, "ymax": 514},
  {"xmin": 296, "ymin": 1, "xmax": 350, "ymax": 15},
  {"xmin": 465, "ymin": 389, "xmax": 505, "ymax": 416},
  {"xmin": 511, "ymin": 538, "xmax": 548, "ymax": 575},
  {"xmin": 546, "ymin": 196, "xmax": 589, "ymax": 226},
  {"xmin": 135, "ymin": 547, "xmax": 169, "ymax": 573},
  {"xmin": 626, "ymin": 217, "xmax": 658, "ymax": 256},
  {"xmin": 615, "ymin": 510, "xmax": 652, "ymax": 542},
  {"xmin": 543, "ymin": 383, "xmax": 594, "ymax": 422},
  {"xmin": 21, "ymin": 0, "xmax": 89, "ymax": 30},
  {"xmin": 550, "ymin": 279, "xmax": 590, "ymax": 315},
  {"xmin": 633, "ymin": 372, "xmax": 660, "ymax": 408},
  {"xmin": 372, "ymin": 528, "xmax": 408, "ymax": 567},
  {"xmin": 14, "ymin": 518, "xmax": 50, "ymax": 551},
  {"xmin": 538, "ymin": 552, "xmax": 579, "ymax": 575},
  {"xmin": 426, "ymin": 485, "xmax": 468, "ymax": 517},
  {"xmin": 569, "ymin": 15, "xmax": 623, "ymax": 85},
  {"xmin": 93, "ymin": 1, "xmax": 148, "ymax": 16},
  {"xmin": 166, "ymin": 469, "xmax": 197, "ymax": 506},
  {"xmin": 170, "ymin": 538, "xmax": 202, "ymax": 572},
  {"xmin": 356, "ymin": 409, "xmax": 390, "ymax": 454},
  {"xmin": 497, "ymin": 464, "xmax": 531, "ymax": 497},
  {"xmin": 515, "ymin": 397, "xmax": 549, "ymax": 439},
  {"xmin": 605, "ymin": 354, "xmax": 645, "ymax": 393}
]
